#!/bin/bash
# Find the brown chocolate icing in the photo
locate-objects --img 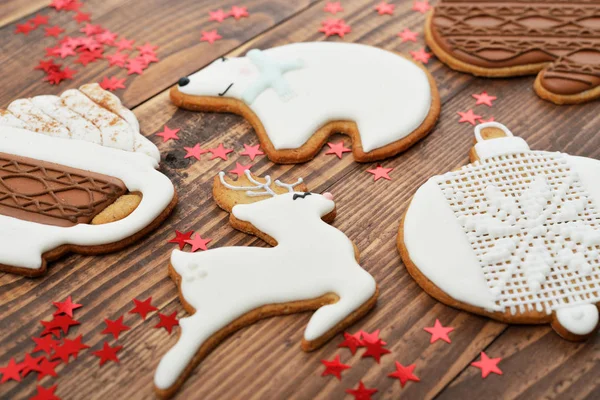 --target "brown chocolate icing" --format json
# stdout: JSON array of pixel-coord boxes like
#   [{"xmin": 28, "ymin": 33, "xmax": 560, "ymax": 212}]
[
  {"xmin": 0, "ymin": 152, "xmax": 127, "ymax": 227},
  {"xmin": 430, "ymin": 1, "xmax": 600, "ymax": 95}
]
